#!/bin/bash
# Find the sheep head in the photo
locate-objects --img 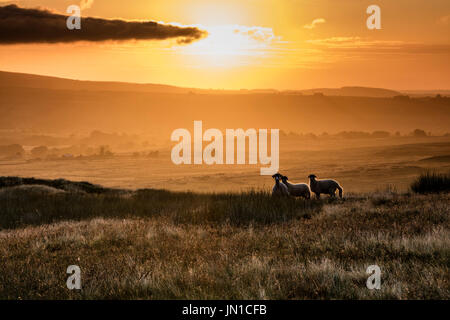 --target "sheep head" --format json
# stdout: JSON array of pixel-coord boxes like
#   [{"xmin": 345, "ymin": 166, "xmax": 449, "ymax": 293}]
[{"xmin": 272, "ymin": 173, "xmax": 282, "ymax": 180}]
